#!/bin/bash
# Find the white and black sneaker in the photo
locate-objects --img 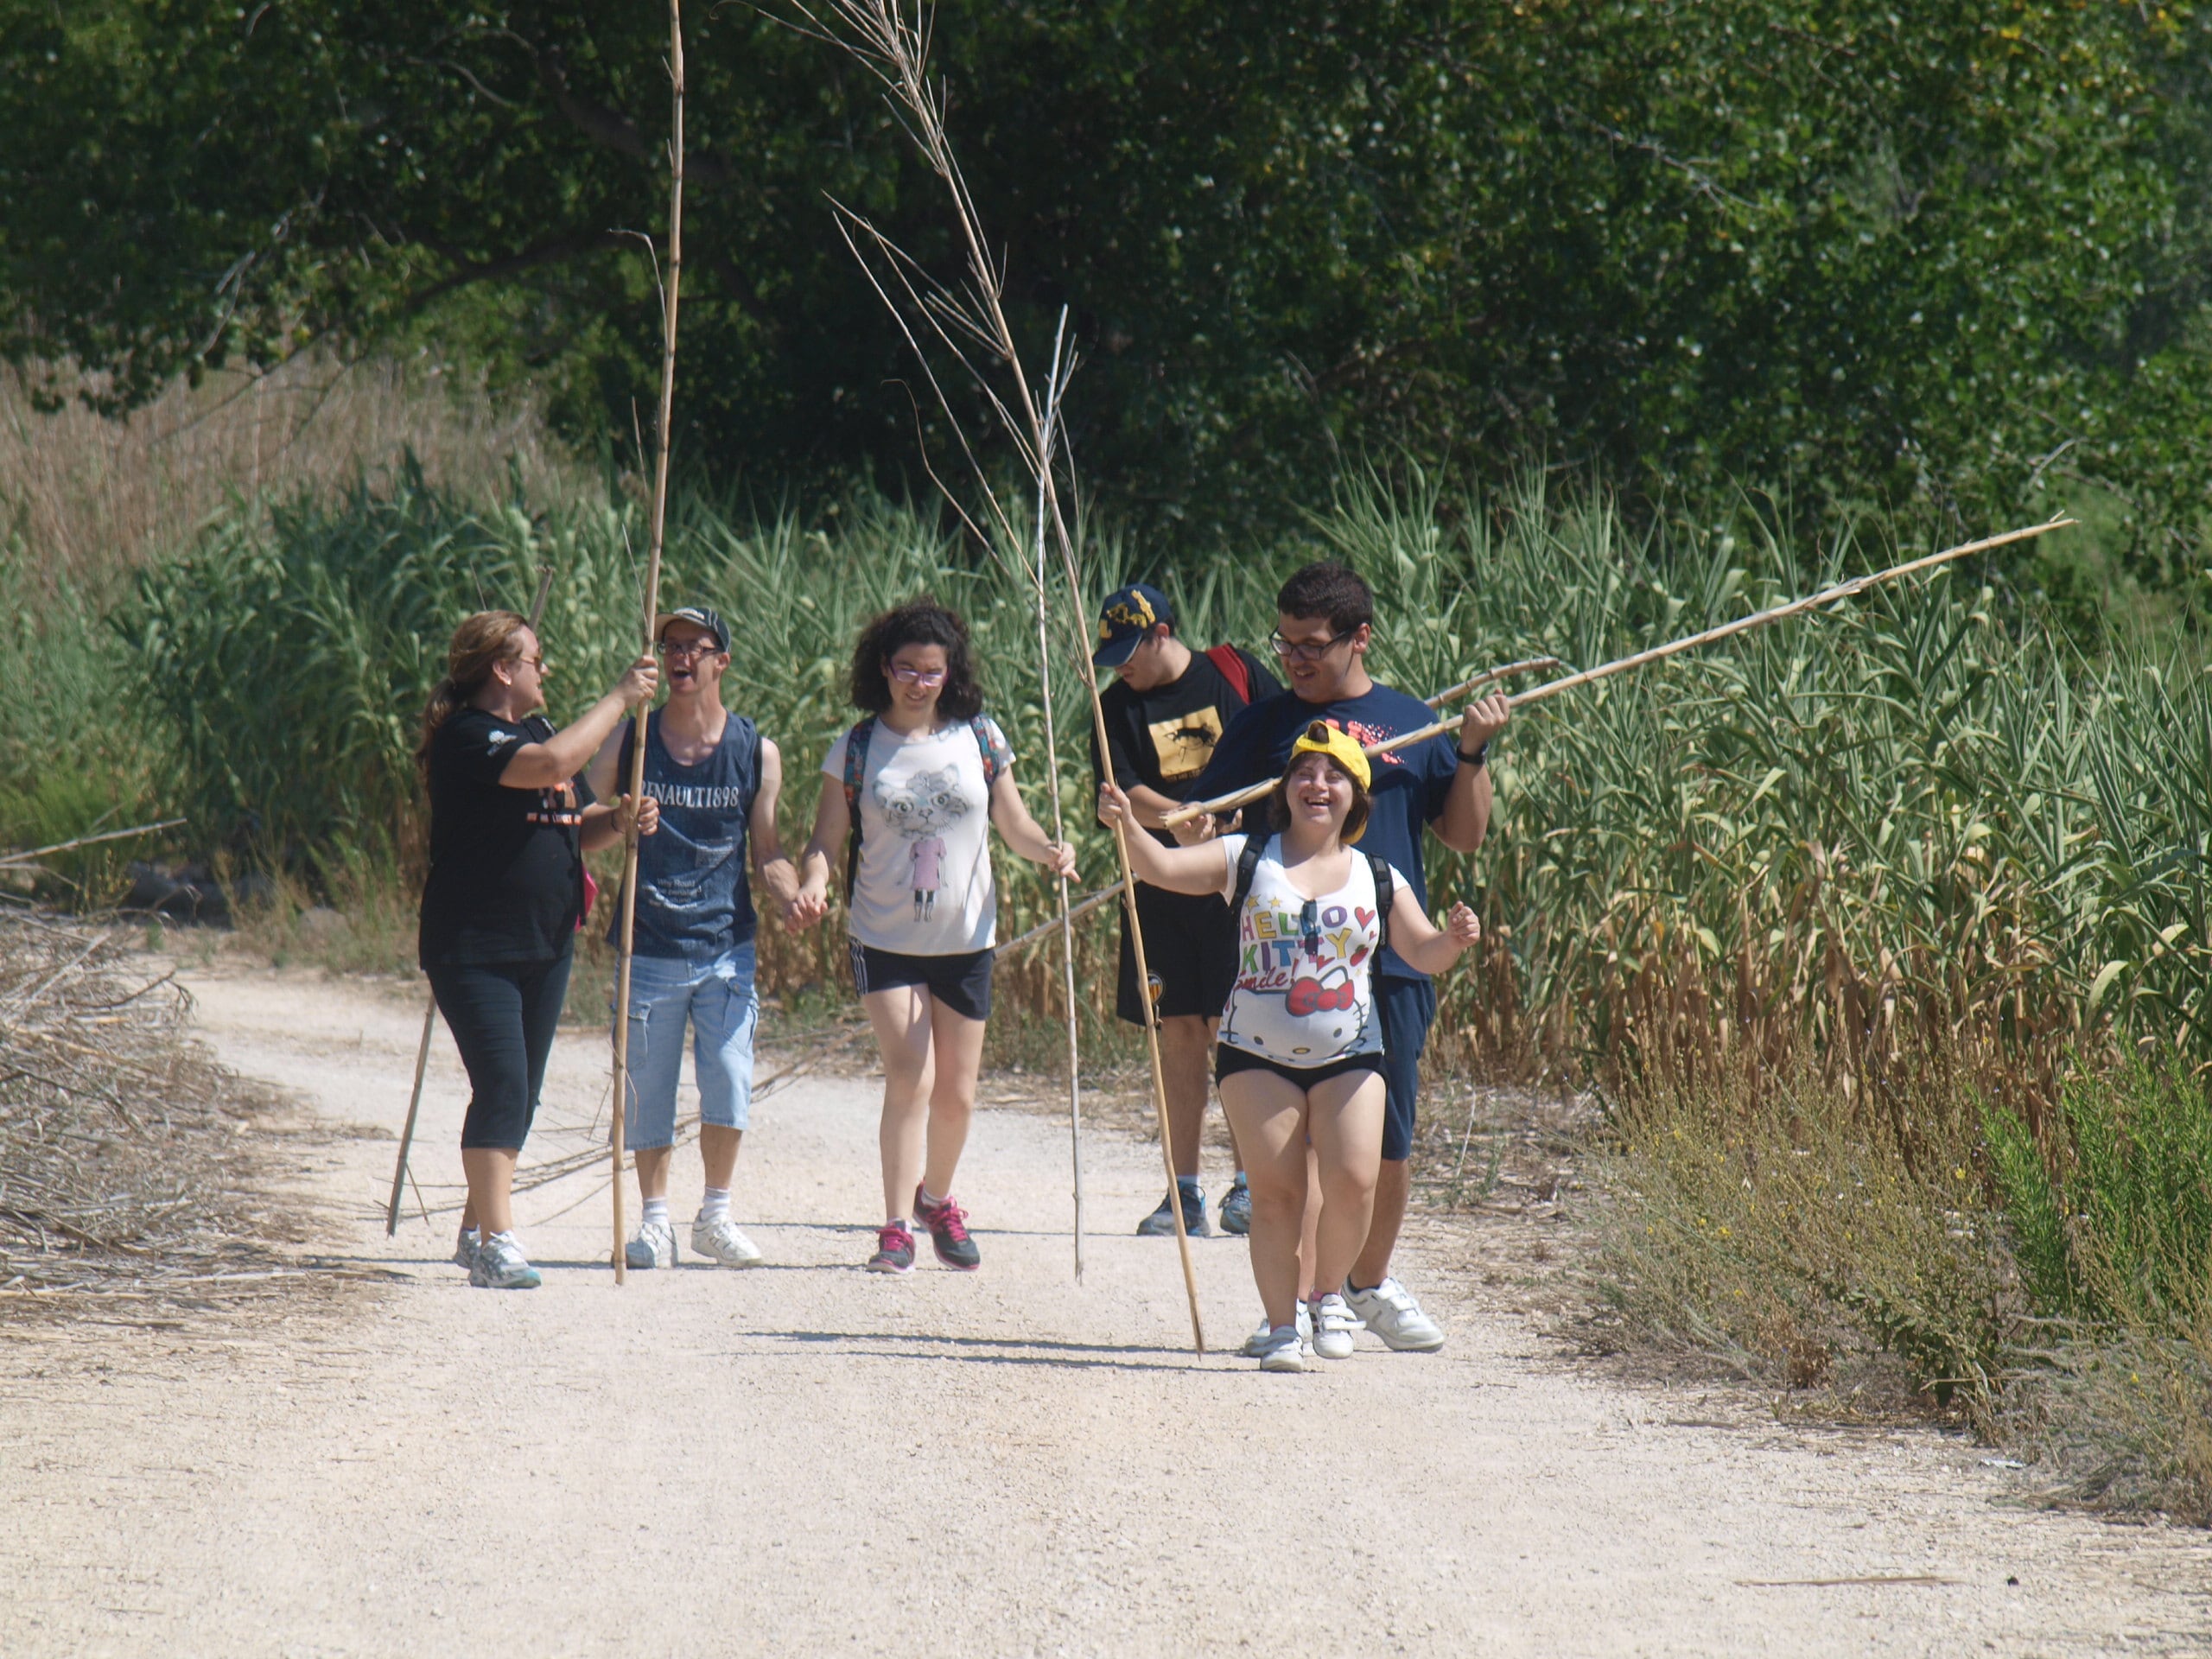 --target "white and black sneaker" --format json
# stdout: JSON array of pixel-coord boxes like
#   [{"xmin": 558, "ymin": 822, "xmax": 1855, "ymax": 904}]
[
  {"xmin": 468, "ymin": 1232, "xmax": 542, "ymax": 1290},
  {"xmin": 1344, "ymin": 1276, "xmax": 1445, "ymax": 1351}
]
